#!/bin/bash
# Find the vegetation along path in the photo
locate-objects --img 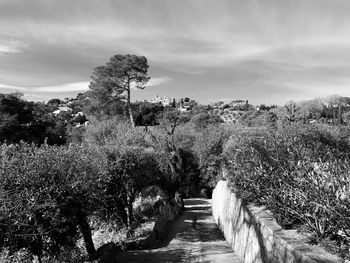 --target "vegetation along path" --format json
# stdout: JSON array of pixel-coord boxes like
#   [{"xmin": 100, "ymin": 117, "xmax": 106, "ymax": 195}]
[{"xmin": 101, "ymin": 199, "xmax": 241, "ymax": 263}]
